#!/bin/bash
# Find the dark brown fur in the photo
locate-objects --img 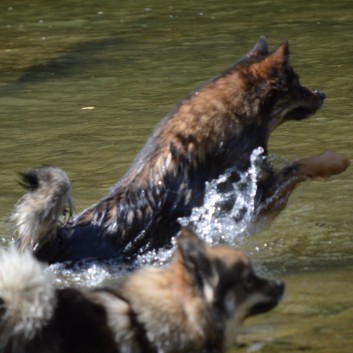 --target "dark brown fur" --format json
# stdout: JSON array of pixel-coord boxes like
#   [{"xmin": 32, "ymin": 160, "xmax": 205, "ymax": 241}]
[
  {"xmin": 14, "ymin": 36, "xmax": 349, "ymax": 264},
  {"xmin": 1, "ymin": 229, "xmax": 284, "ymax": 353}
]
